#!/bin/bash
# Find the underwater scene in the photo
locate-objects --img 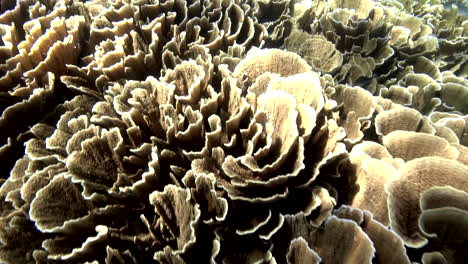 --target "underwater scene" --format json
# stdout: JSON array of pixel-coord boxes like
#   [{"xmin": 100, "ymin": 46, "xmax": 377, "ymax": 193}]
[{"xmin": 0, "ymin": 0, "xmax": 467, "ymax": 263}]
